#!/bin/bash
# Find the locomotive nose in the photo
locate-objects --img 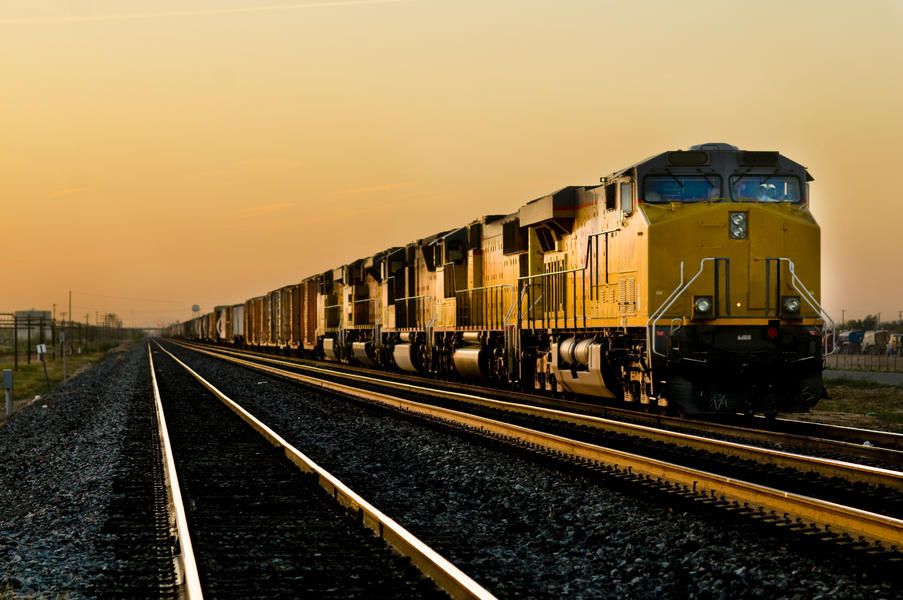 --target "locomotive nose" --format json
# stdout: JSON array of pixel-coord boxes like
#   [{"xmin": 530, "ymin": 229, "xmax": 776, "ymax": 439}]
[{"xmin": 650, "ymin": 202, "xmax": 819, "ymax": 322}]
